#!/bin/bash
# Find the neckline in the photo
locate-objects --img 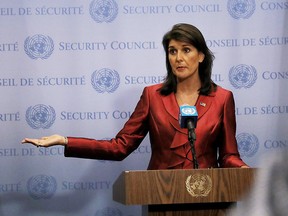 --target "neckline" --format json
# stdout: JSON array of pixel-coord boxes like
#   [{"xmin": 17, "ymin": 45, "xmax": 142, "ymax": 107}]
[{"xmin": 175, "ymin": 92, "xmax": 199, "ymax": 107}]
